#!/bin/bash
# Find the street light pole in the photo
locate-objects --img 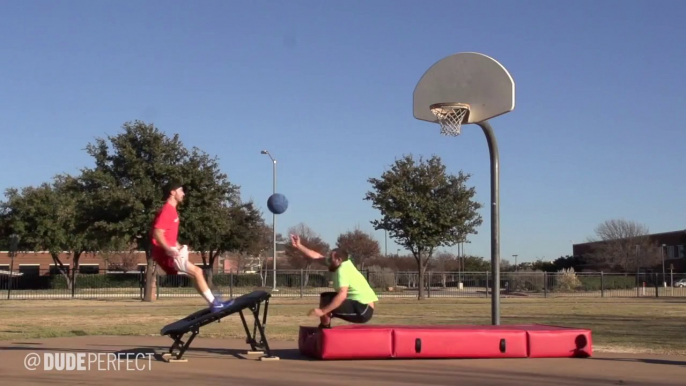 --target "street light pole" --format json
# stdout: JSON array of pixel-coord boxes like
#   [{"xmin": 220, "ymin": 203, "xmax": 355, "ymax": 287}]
[
  {"xmin": 261, "ymin": 150, "xmax": 277, "ymax": 291},
  {"xmin": 513, "ymin": 255, "xmax": 518, "ymax": 272}
]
